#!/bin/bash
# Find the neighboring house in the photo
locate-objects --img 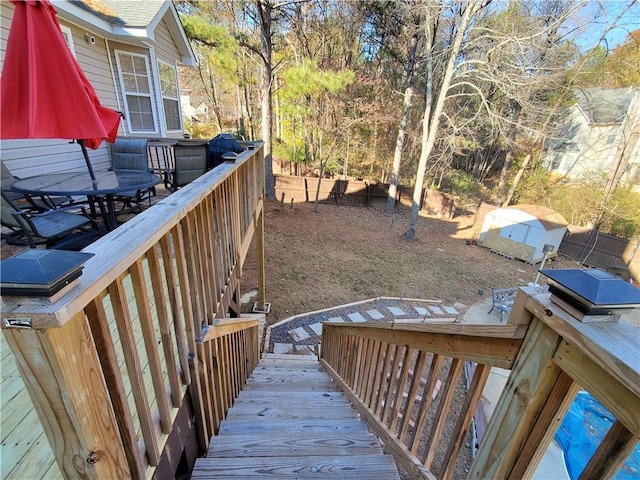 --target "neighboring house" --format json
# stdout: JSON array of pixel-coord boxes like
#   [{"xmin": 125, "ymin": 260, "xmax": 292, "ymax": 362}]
[
  {"xmin": 181, "ymin": 87, "xmax": 210, "ymax": 123},
  {"xmin": 0, "ymin": 0, "xmax": 196, "ymax": 178},
  {"xmin": 543, "ymin": 86, "xmax": 640, "ymax": 190}
]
